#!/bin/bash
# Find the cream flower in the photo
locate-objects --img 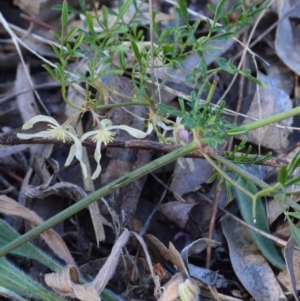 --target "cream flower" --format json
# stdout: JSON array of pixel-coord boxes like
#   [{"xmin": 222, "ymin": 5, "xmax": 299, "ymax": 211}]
[
  {"xmin": 81, "ymin": 119, "xmax": 152, "ymax": 179},
  {"xmin": 17, "ymin": 115, "xmax": 87, "ymax": 178},
  {"xmin": 157, "ymin": 116, "xmax": 194, "ymax": 171}
]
